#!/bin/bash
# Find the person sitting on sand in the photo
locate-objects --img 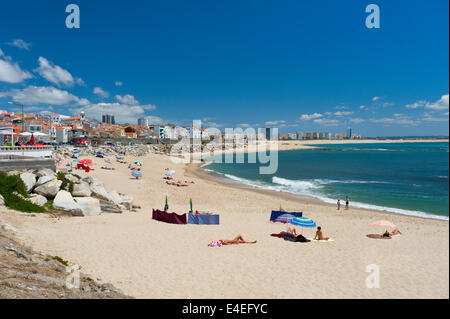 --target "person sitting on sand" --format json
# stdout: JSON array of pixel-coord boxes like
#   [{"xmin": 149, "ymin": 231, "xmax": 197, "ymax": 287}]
[{"xmin": 314, "ymin": 226, "xmax": 329, "ymax": 241}]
